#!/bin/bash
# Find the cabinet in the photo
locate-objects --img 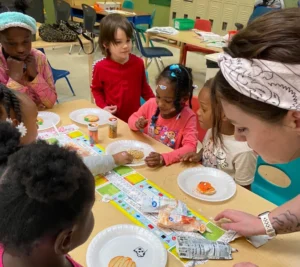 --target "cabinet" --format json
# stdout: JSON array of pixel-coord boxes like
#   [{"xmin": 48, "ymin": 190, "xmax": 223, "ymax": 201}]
[{"xmin": 169, "ymin": 0, "xmax": 255, "ymax": 35}]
